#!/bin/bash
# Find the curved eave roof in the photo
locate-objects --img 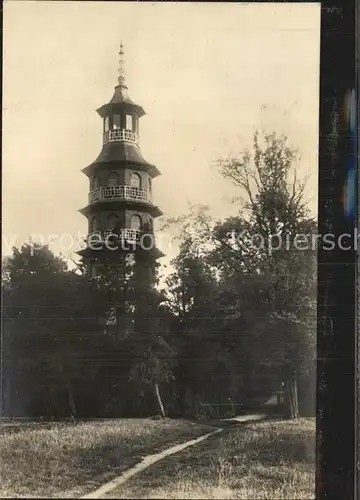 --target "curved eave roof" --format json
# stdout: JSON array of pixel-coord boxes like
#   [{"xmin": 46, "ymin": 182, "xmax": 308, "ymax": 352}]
[
  {"xmin": 94, "ymin": 142, "xmax": 148, "ymax": 164},
  {"xmin": 96, "ymin": 98, "xmax": 145, "ymax": 118},
  {"xmin": 97, "ymin": 101, "xmax": 145, "ymax": 118},
  {"xmin": 82, "ymin": 142, "xmax": 161, "ymax": 178},
  {"xmin": 96, "ymin": 86, "xmax": 145, "ymax": 118}
]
